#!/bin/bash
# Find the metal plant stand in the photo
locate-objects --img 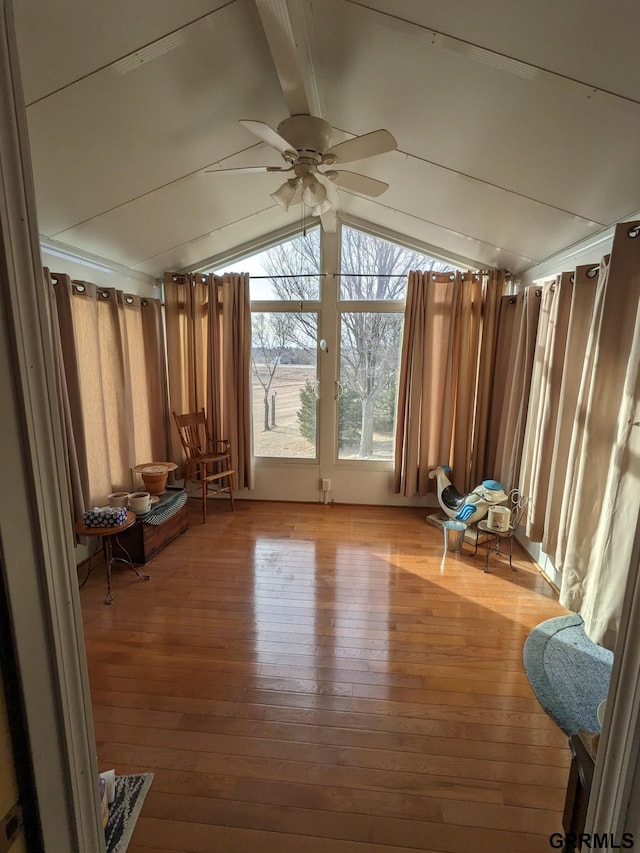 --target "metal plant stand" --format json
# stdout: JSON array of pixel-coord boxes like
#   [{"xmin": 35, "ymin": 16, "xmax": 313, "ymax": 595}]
[{"xmin": 75, "ymin": 511, "xmax": 150, "ymax": 604}]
